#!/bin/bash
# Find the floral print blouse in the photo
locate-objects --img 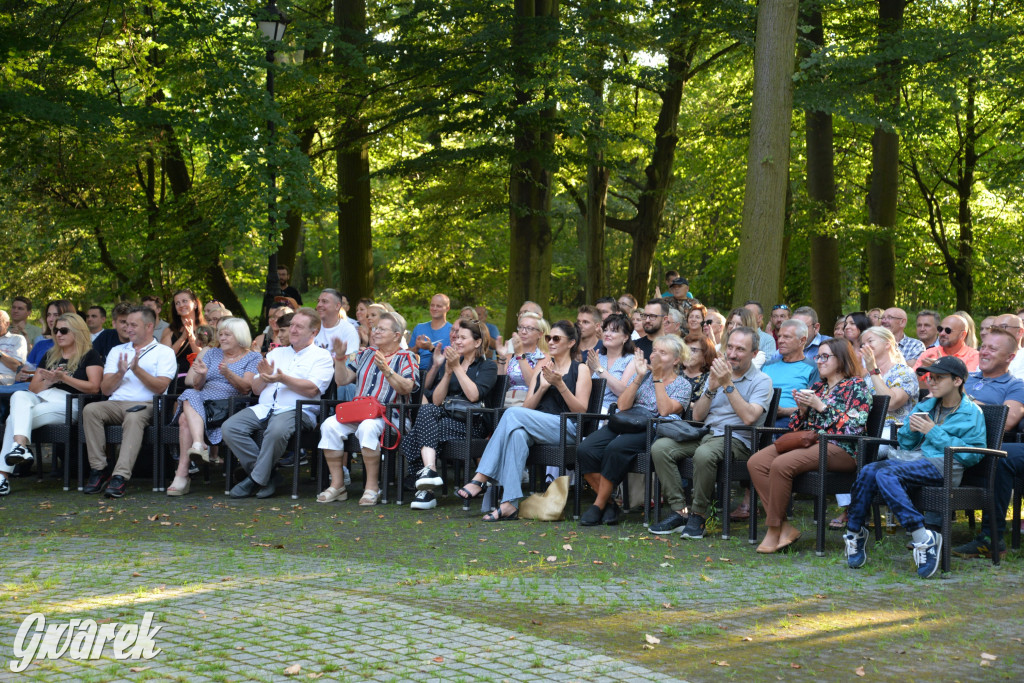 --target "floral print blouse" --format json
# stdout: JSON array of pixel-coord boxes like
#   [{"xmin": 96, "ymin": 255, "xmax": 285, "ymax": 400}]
[
  {"xmin": 788, "ymin": 376, "xmax": 873, "ymax": 455},
  {"xmin": 867, "ymin": 363, "xmax": 918, "ymax": 428}
]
